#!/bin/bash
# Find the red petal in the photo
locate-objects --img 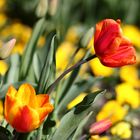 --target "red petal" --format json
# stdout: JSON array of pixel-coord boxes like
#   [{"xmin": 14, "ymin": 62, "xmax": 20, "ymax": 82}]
[
  {"xmin": 94, "ymin": 19, "xmax": 121, "ymax": 56},
  {"xmin": 12, "ymin": 106, "xmax": 39, "ymax": 132},
  {"xmin": 100, "ymin": 45, "xmax": 136, "ymax": 67}
]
